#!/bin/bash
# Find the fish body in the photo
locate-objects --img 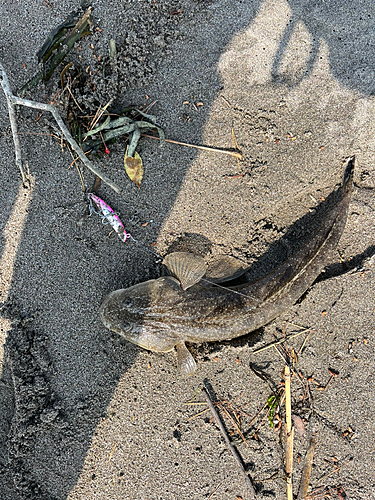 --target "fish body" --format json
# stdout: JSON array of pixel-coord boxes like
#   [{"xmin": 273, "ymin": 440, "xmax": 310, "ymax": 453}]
[
  {"xmin": 99, "ymin": 158, "xmax": 354, "ymax": 373},
  {"xmin": 89, "ymin": 193, "xmax": 128, "ymax": 242}
]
